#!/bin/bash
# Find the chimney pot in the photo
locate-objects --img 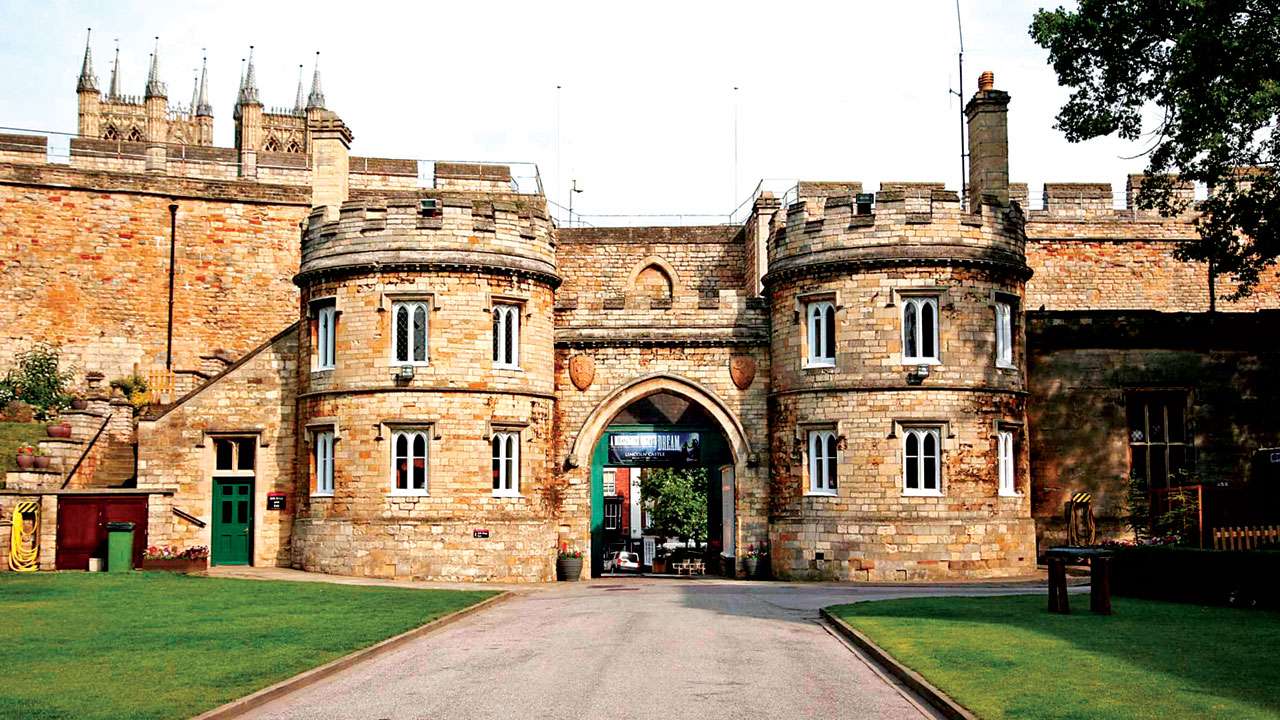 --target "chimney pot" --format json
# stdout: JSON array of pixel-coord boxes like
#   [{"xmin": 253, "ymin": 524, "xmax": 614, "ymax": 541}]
[{"xmin": 978, "ymin": 71, "xmax": 995, "ymax": 92}]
